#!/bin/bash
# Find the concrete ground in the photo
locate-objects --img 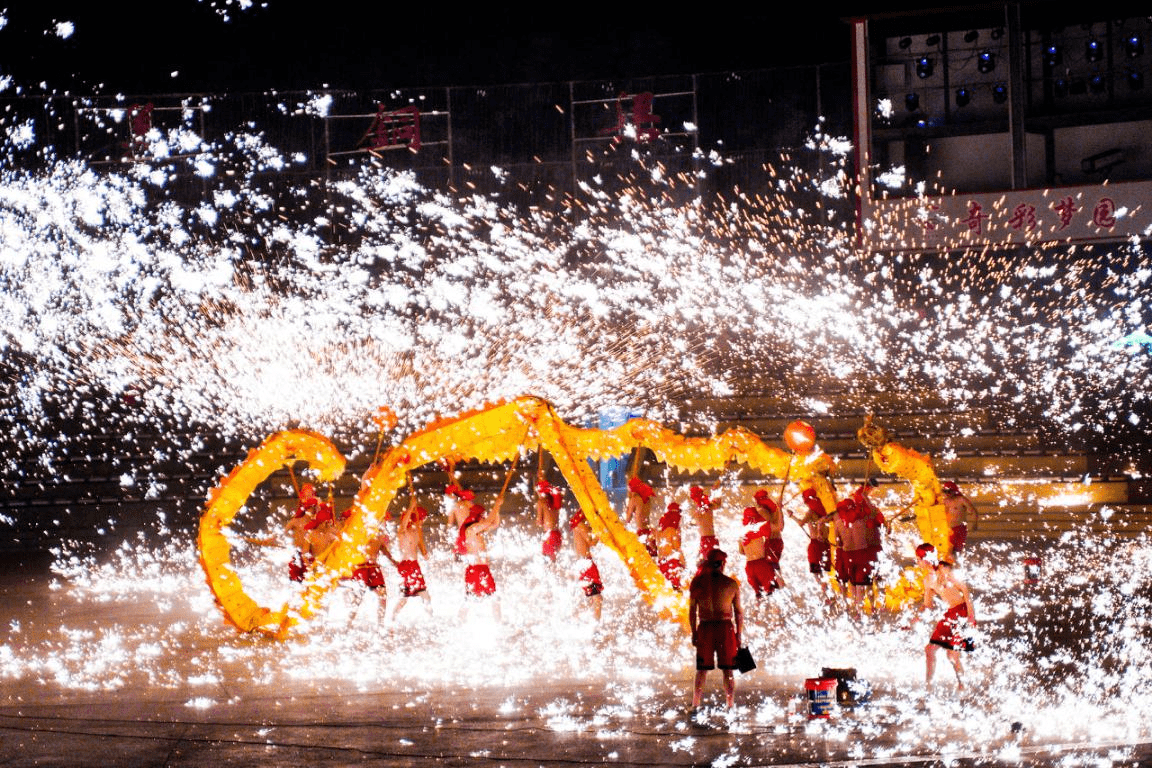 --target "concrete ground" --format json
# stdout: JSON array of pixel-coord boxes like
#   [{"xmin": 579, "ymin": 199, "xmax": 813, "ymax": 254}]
[{"xmin": 1, "ymin": 547, "xmax": 1151, "ymax": 768}]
